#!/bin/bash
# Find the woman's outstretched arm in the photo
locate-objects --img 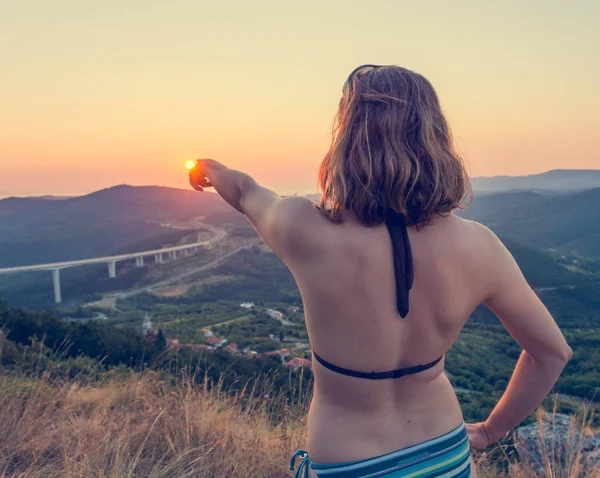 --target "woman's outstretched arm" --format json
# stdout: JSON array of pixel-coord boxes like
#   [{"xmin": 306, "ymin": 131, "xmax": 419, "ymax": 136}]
[
  {"xmin": 189, "ymin": 159, "xmax": 318, "ymax": 263},
  {"xmin": 467, "ymin": 225, "xmax": 573, "ymax": 448}
]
